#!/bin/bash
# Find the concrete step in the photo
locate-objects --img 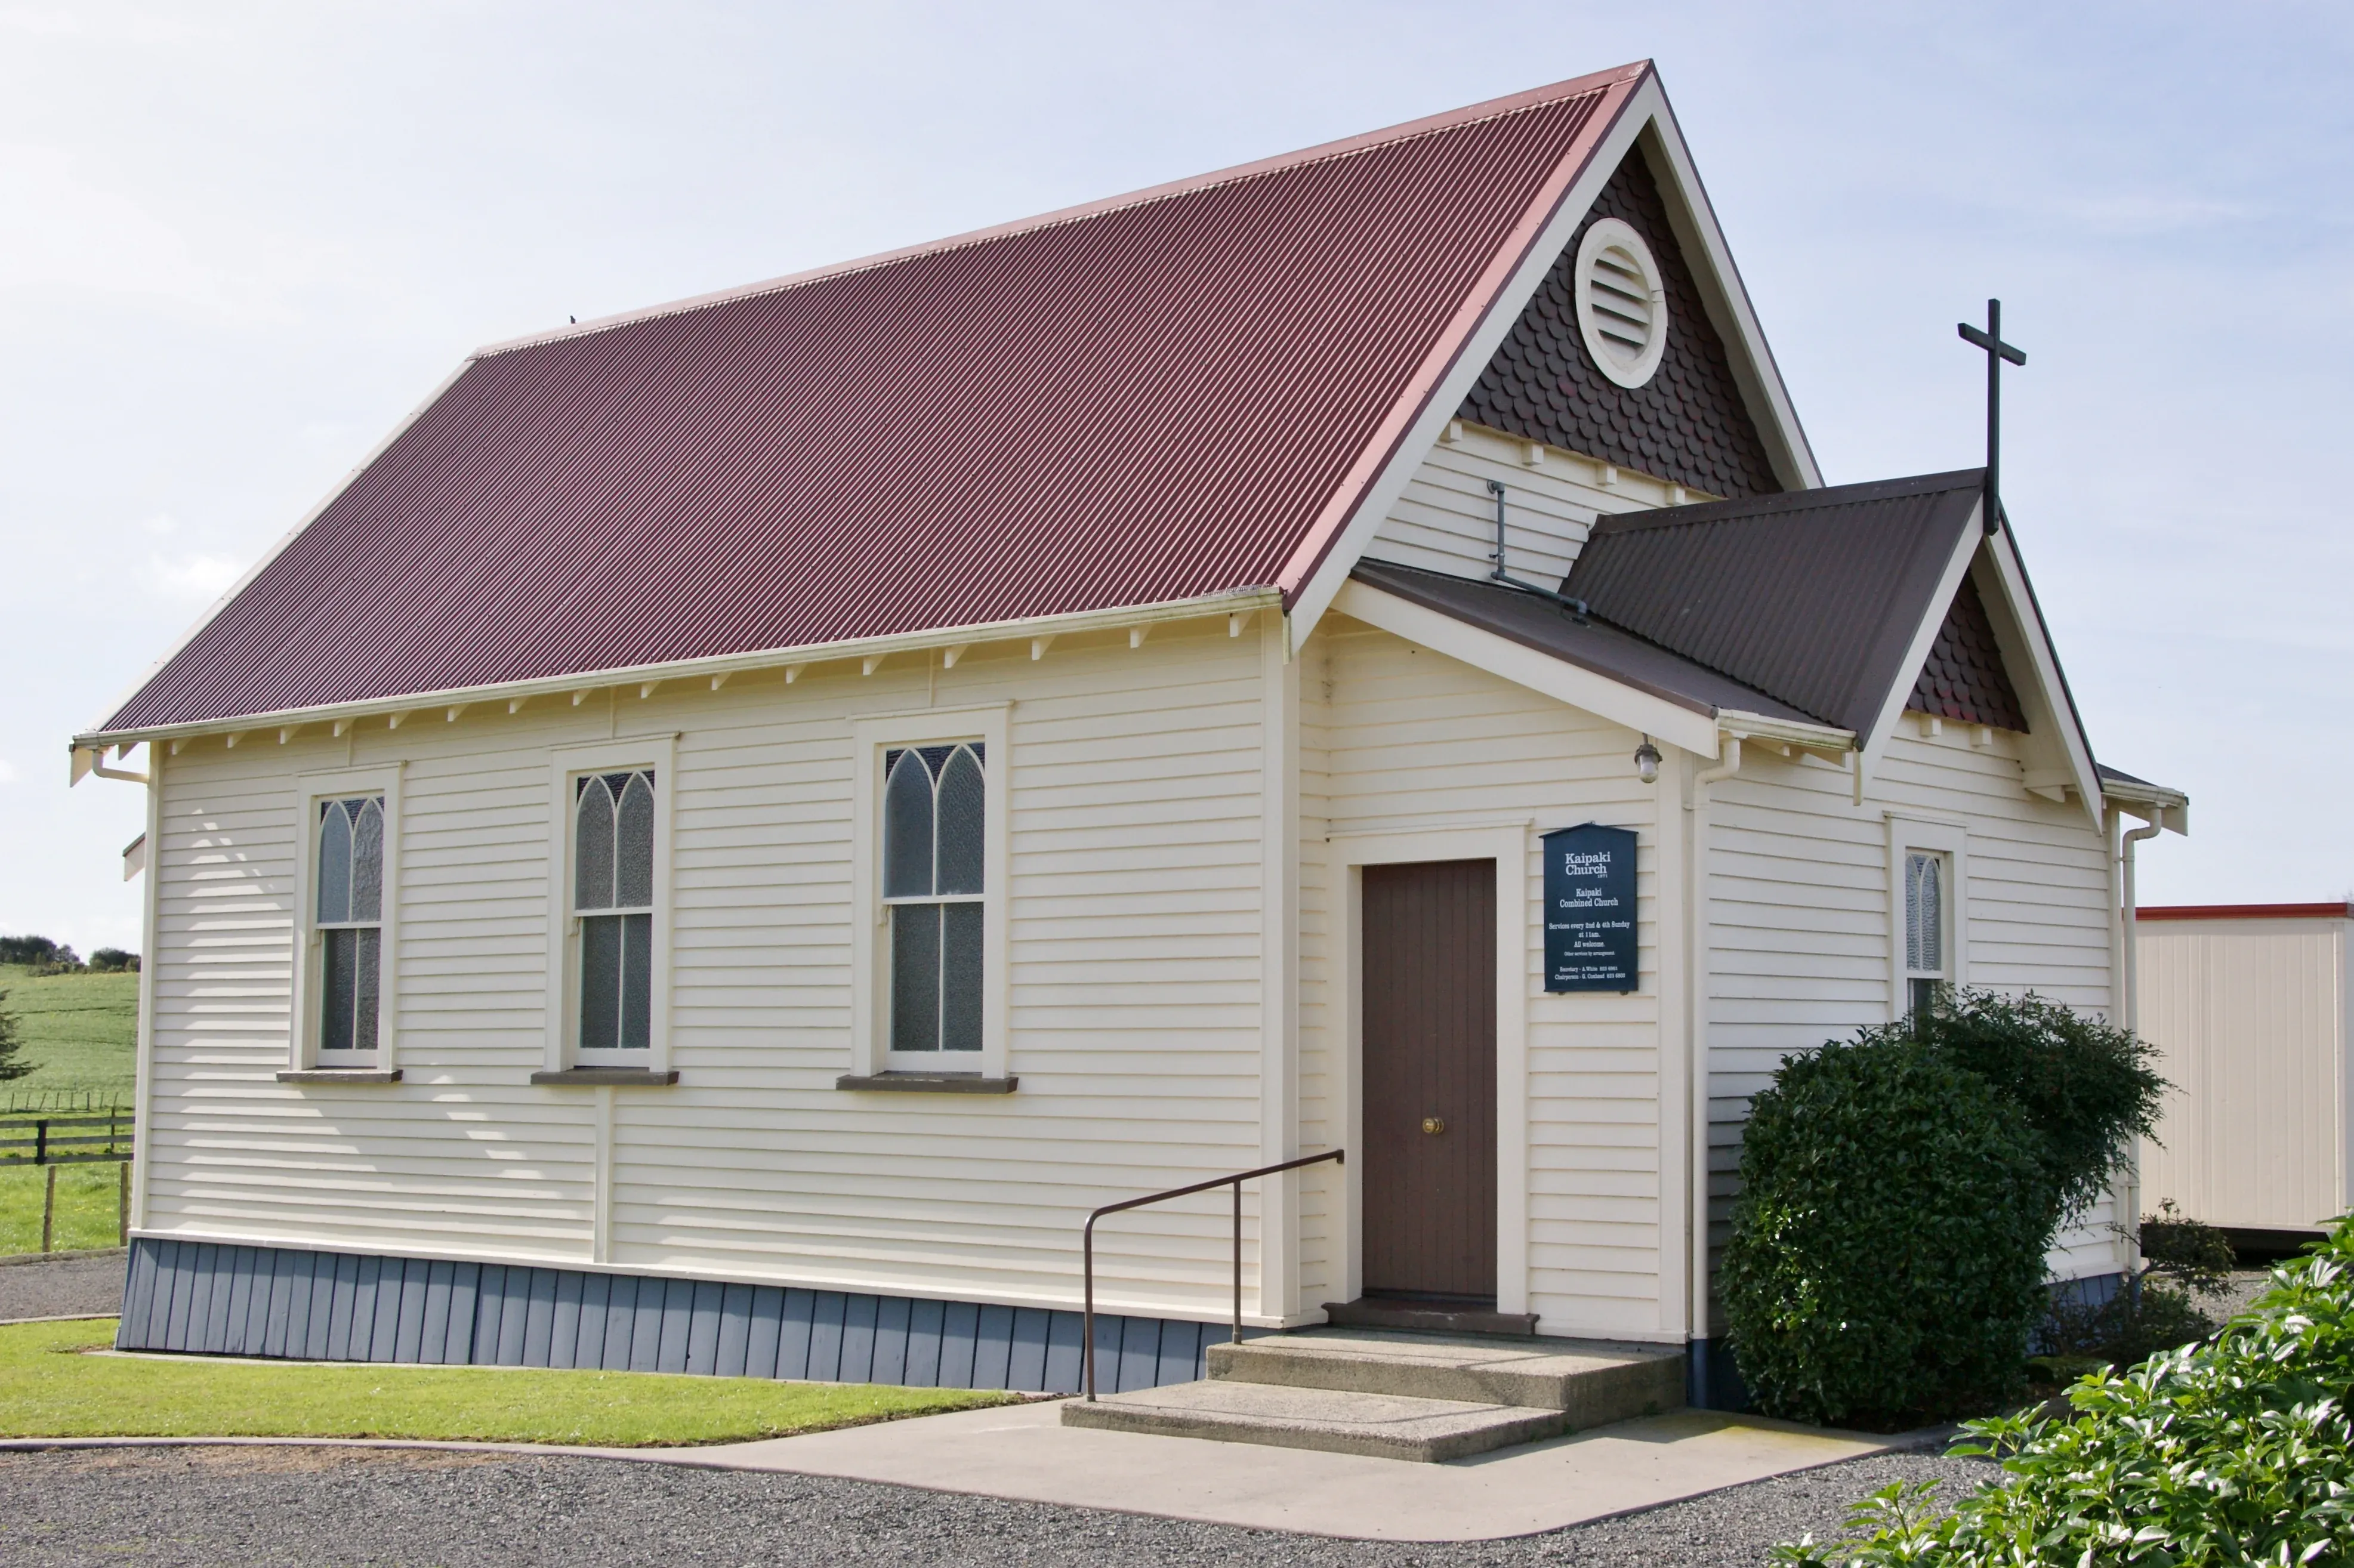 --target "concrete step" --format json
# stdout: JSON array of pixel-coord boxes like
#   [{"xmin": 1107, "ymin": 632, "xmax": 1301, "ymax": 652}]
[
  {"xmin": 1059, "ymin": 1378, "xmax": 1571, "ymax": 1462},
  {"xmin": 1207, "ymin": 1328, "xmax": 1685, "ymax": 1427}
]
